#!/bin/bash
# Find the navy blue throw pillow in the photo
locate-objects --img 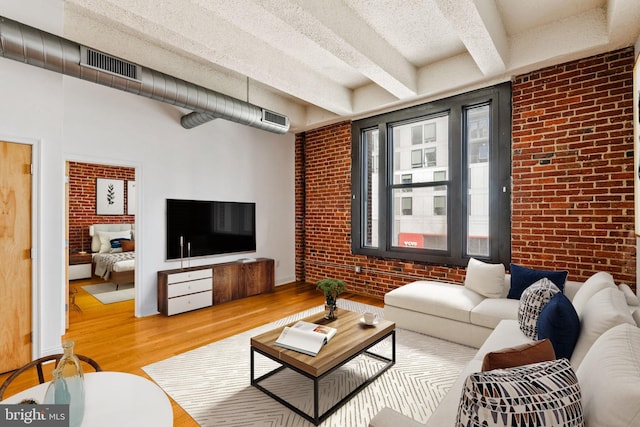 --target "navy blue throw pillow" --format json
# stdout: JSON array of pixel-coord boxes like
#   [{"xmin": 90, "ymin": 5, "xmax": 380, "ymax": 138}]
[
  {"xmin": 537, "ymin": 292, "xmax": 580, "ymax": 360},
  {"xmin": 110, "ymin": 237, "xmax": 130, "ymax": 250},
  {"xmin": 508, "ymin": 263, "xmax": 568, "ymax": 299}
]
